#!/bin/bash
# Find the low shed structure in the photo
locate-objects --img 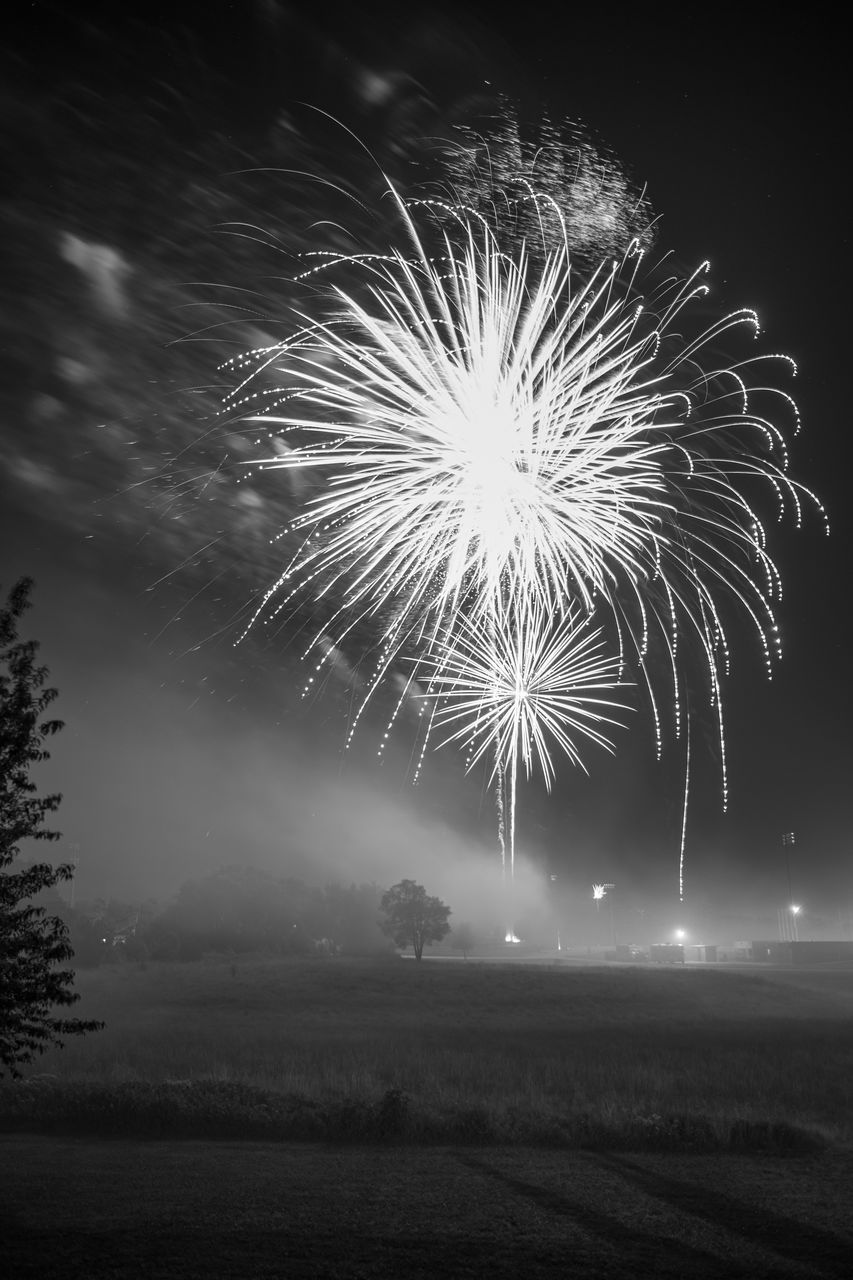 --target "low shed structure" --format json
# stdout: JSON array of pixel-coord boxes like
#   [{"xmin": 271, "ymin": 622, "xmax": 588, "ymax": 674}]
[{"xmin": 749, "ymin": 940, "xmax": 853, "ymax": 965}]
